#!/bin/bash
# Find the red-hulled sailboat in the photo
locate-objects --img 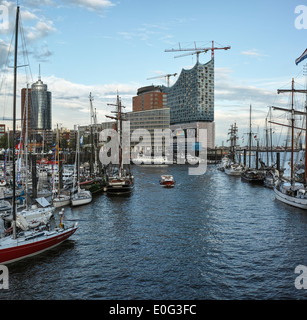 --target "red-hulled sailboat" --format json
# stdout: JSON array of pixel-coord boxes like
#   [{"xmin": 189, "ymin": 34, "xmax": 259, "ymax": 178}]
[{"xmin": 0, "ymin": 6, "xmax": 78, "ymax": 264}]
